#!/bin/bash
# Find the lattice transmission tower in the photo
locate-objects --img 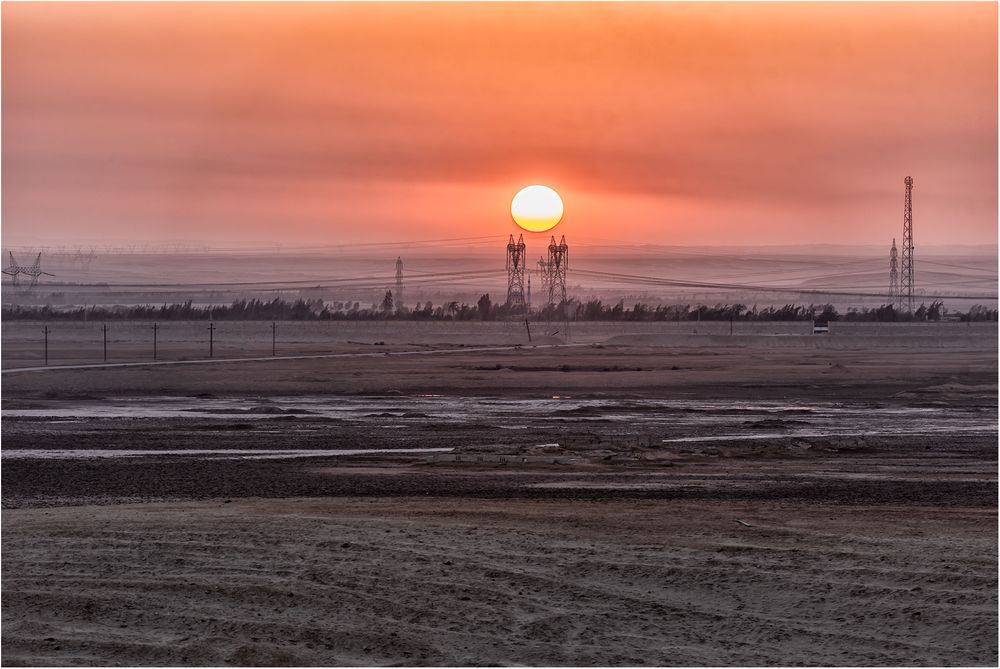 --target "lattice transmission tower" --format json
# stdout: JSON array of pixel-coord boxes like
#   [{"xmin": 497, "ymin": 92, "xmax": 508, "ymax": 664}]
[
  {"xmin": 395, "ymin": 256, "xmax": 404, "ymax": 315},
  {"xmin": 2, "ymin": 252, "xmax": 53, "ymax": 288},
  {"xmin": 3, "ymin": 252, "xmax": 21, "ymax": 287},
  {"xmin": 888, "ymin": 238, "xmax": 899, "ymax": 308},
  {"xmin": 547, "ymin": 235, "xmax": 569, "ymax": 309},
  {"xmin": 505, "ymin": 234, "xmax": 527, "ymax": 313},
  {"xmin": 901, "ymin": 176, "xmax": 915, "ymax": 314}
]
